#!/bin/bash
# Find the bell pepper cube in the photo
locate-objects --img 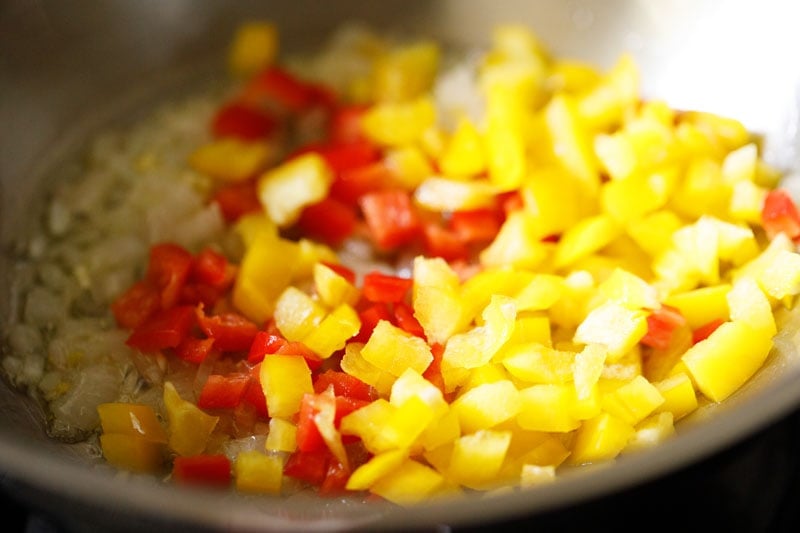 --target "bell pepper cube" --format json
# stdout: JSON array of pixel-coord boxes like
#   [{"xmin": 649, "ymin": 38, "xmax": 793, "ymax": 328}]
[
  {"xmin": 653, "ymin": 373, "xmax": 698, "ymax": 421},
  {"xmin": 369, "ymin": 459, "xmax": 446, "ymax": 506},
  {"xmin": 99, "ymin": 433, "xmax": 165, "ymax": 474},
  {"xmin": 346, "ymin": 448, "xmax": 409, "ymax": 492},
  {"xmin": 234, "ymin": 450, "xmax": 283, "ymax": 494},
  {"xmin": 172, "ymin": 454, "xmax": 232, "ymax": 487},
  {"xmin": 447, "ymin": 430, "xmax": 512, "ymax": 489},
  {"xmin": 682, "ymin": 320, "xmax": 773, "ymax": 402},
  {"xmin": 517, "ymin": 384, "xmax": 583, "ymax": 432},
  {"xmin": 190, "ymin": 139, "xmax": 273, "ymax": 182},
  {"xmin": 452, "ymin": 380, "xmax": 521, "ymax": 434},
  {"xmin": 663, "ymin": 284, "xmax": 731, "ymax": 330},
  {"xmin": 569, "ymin": 412, "xmax": 635, "ymax": 465},
  {"xmin": 266, "ymin": 417, "xmax": 297, "ymax": 453},
  {"xmin": 260, "ymin": 354, "xmax": 313, "ymax": 418},
  {"xmin": 412, "ymin": 256, "xmax": 468, "ymax": 345},
  {"xmin": 361, "ymin": 320, "xmax": 433, "ymax": 377},
  {"xmin": 574, "ymin": 301, "xmax": 648, "ymax": 361},
  {"xmin": 97, "ymin": 403, "xmax": 168, "ymax": 443},
  {"xmin": 273, "ymin": 286, "xmax": 327, "ymax": 342},
  {"xmin": 163, "ymin": 382, "xmax": 219, "ymax": 457},
  {"xmin": 257, "ymin": 152, "xmax": 333, "ymax": 227},
  {"xmin": 600, "ymin": 375, "xmax": 665, "ymax": 426}
]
